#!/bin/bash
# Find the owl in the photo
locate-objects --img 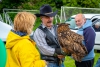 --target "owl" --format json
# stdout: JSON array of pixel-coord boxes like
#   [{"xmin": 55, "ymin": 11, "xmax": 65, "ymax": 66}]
[{"xmin": 57, "ymin": 23, "xmax": 88, "ymax": 62}]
